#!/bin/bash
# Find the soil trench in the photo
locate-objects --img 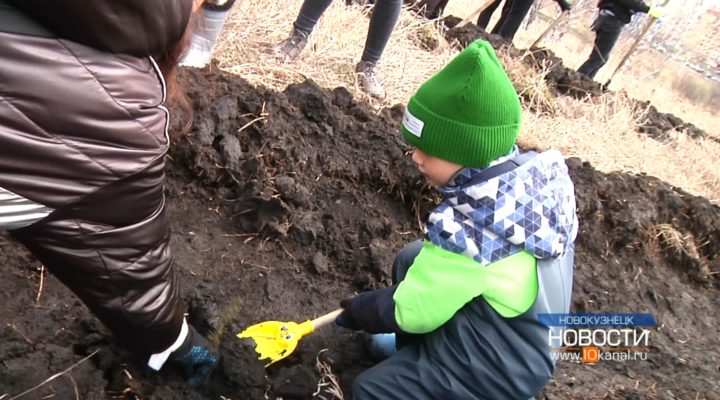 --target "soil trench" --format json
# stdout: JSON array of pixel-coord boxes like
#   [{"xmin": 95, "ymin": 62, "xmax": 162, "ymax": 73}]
[{"xmin": 0, "ymin": 66, "xmax": 718, "ymax": 399}]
